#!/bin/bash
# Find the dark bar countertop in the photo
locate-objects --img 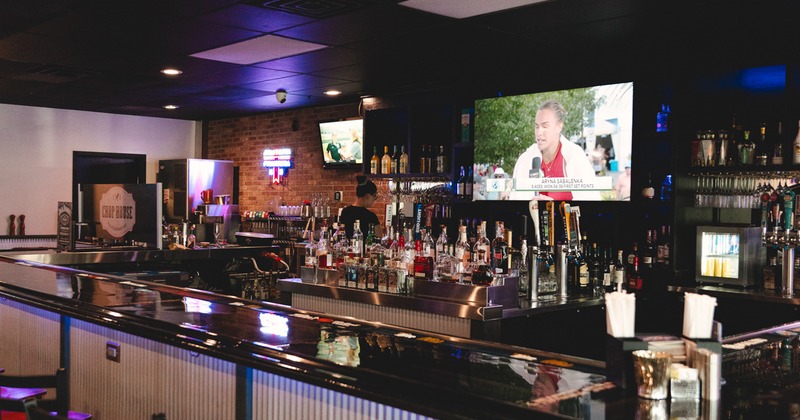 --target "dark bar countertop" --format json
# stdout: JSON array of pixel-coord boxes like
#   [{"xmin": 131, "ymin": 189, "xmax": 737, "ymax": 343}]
[{"xmin": 3, "ymin": 253, "xmax": 800, "ymax": 418}]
